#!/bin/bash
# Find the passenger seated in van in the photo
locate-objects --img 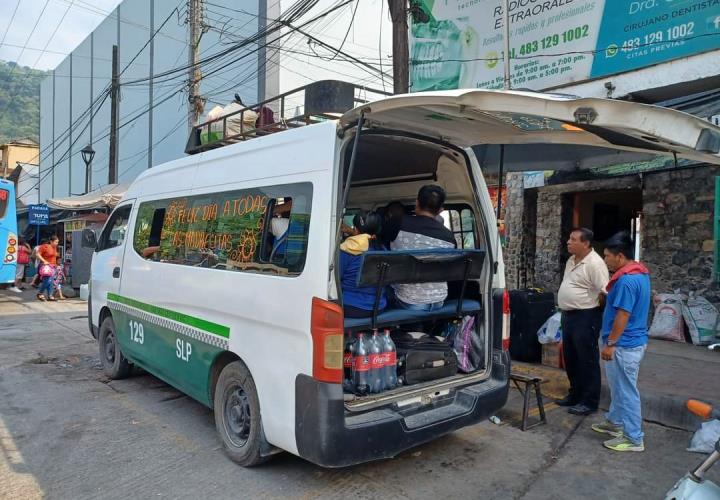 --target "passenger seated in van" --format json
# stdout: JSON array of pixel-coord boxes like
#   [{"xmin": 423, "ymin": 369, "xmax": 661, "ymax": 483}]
[
  {"xmin": 270, "ymin": 199, "xmax": 292, "ymax": 259},
  {"xmin": 388, "ymin": 185, "xmax": 456, "ymax": 311},
  {"xmin": 380, "ymin": 201, "xmax": 405, "ymax": 248},
  {"xmin": 339, "ymin": 211, "xmax": 387, "ymax": 318}
]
